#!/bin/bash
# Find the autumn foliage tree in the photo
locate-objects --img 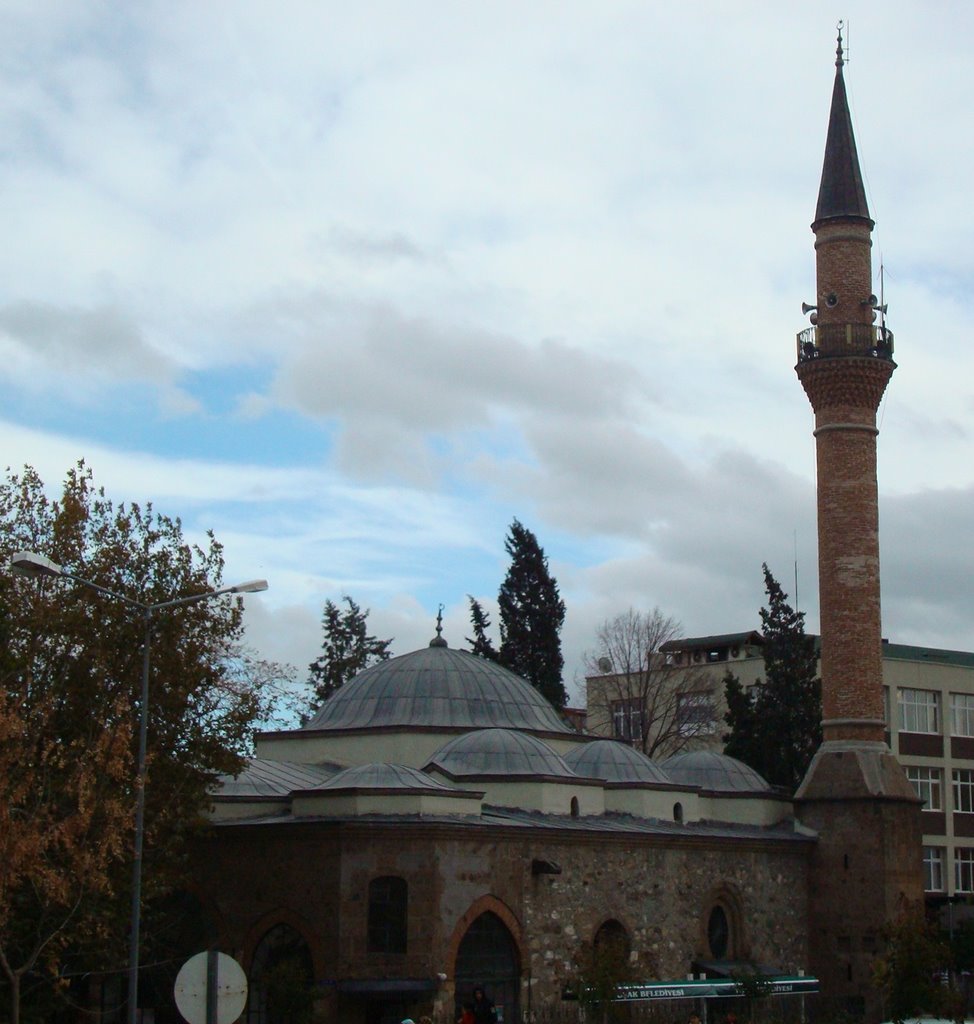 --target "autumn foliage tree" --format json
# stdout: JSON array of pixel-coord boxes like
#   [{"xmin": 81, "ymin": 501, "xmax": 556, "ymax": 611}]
[{"xmin": 0, "ymin": 464, "xmax": 277, "ymax": 1023}]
